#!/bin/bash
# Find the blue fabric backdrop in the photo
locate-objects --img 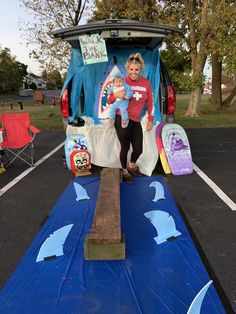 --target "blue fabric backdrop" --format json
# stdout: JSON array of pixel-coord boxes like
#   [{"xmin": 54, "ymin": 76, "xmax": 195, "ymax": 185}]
[
  {"xmin": 61, "ymin": 47, "xmax": 161, "ymax": 124},
  {"xmin": 0, "ymin": 176, "xmax": 226, "ymax": 314}
]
